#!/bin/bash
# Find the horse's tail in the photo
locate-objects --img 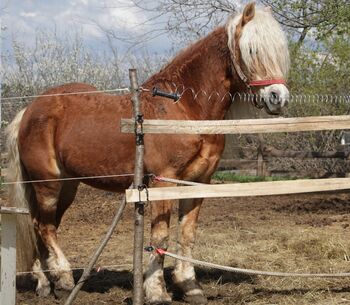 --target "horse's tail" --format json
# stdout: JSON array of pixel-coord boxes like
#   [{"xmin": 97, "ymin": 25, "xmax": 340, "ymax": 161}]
[{"xmin": 6, "ymin": 108, "xmax": 38, "ymax": 272}]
